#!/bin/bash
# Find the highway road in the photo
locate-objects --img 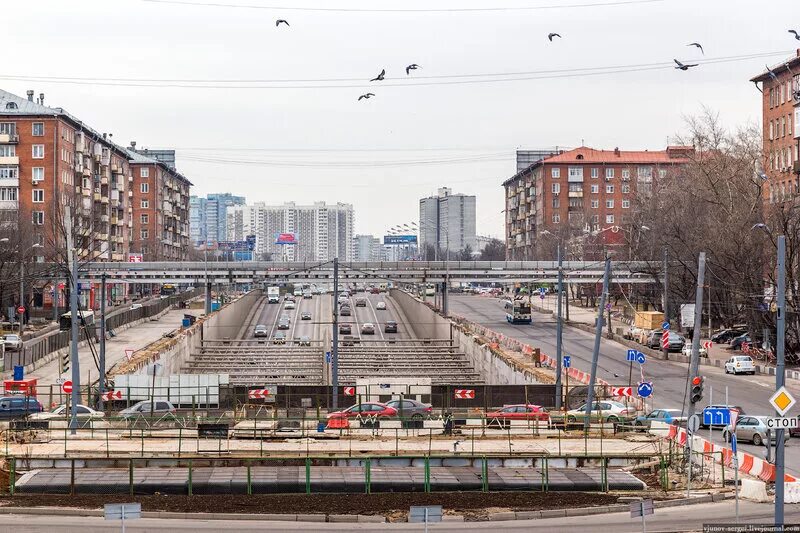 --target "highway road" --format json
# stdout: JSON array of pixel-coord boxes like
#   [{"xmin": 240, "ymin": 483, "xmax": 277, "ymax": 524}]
[
  {"xmin": 450, "ymin": 294, "xmax": 800, "ymax": 474},
  {"xmin": 339, "ymin": 290, "xmax": 412, "ymax": 345}
]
